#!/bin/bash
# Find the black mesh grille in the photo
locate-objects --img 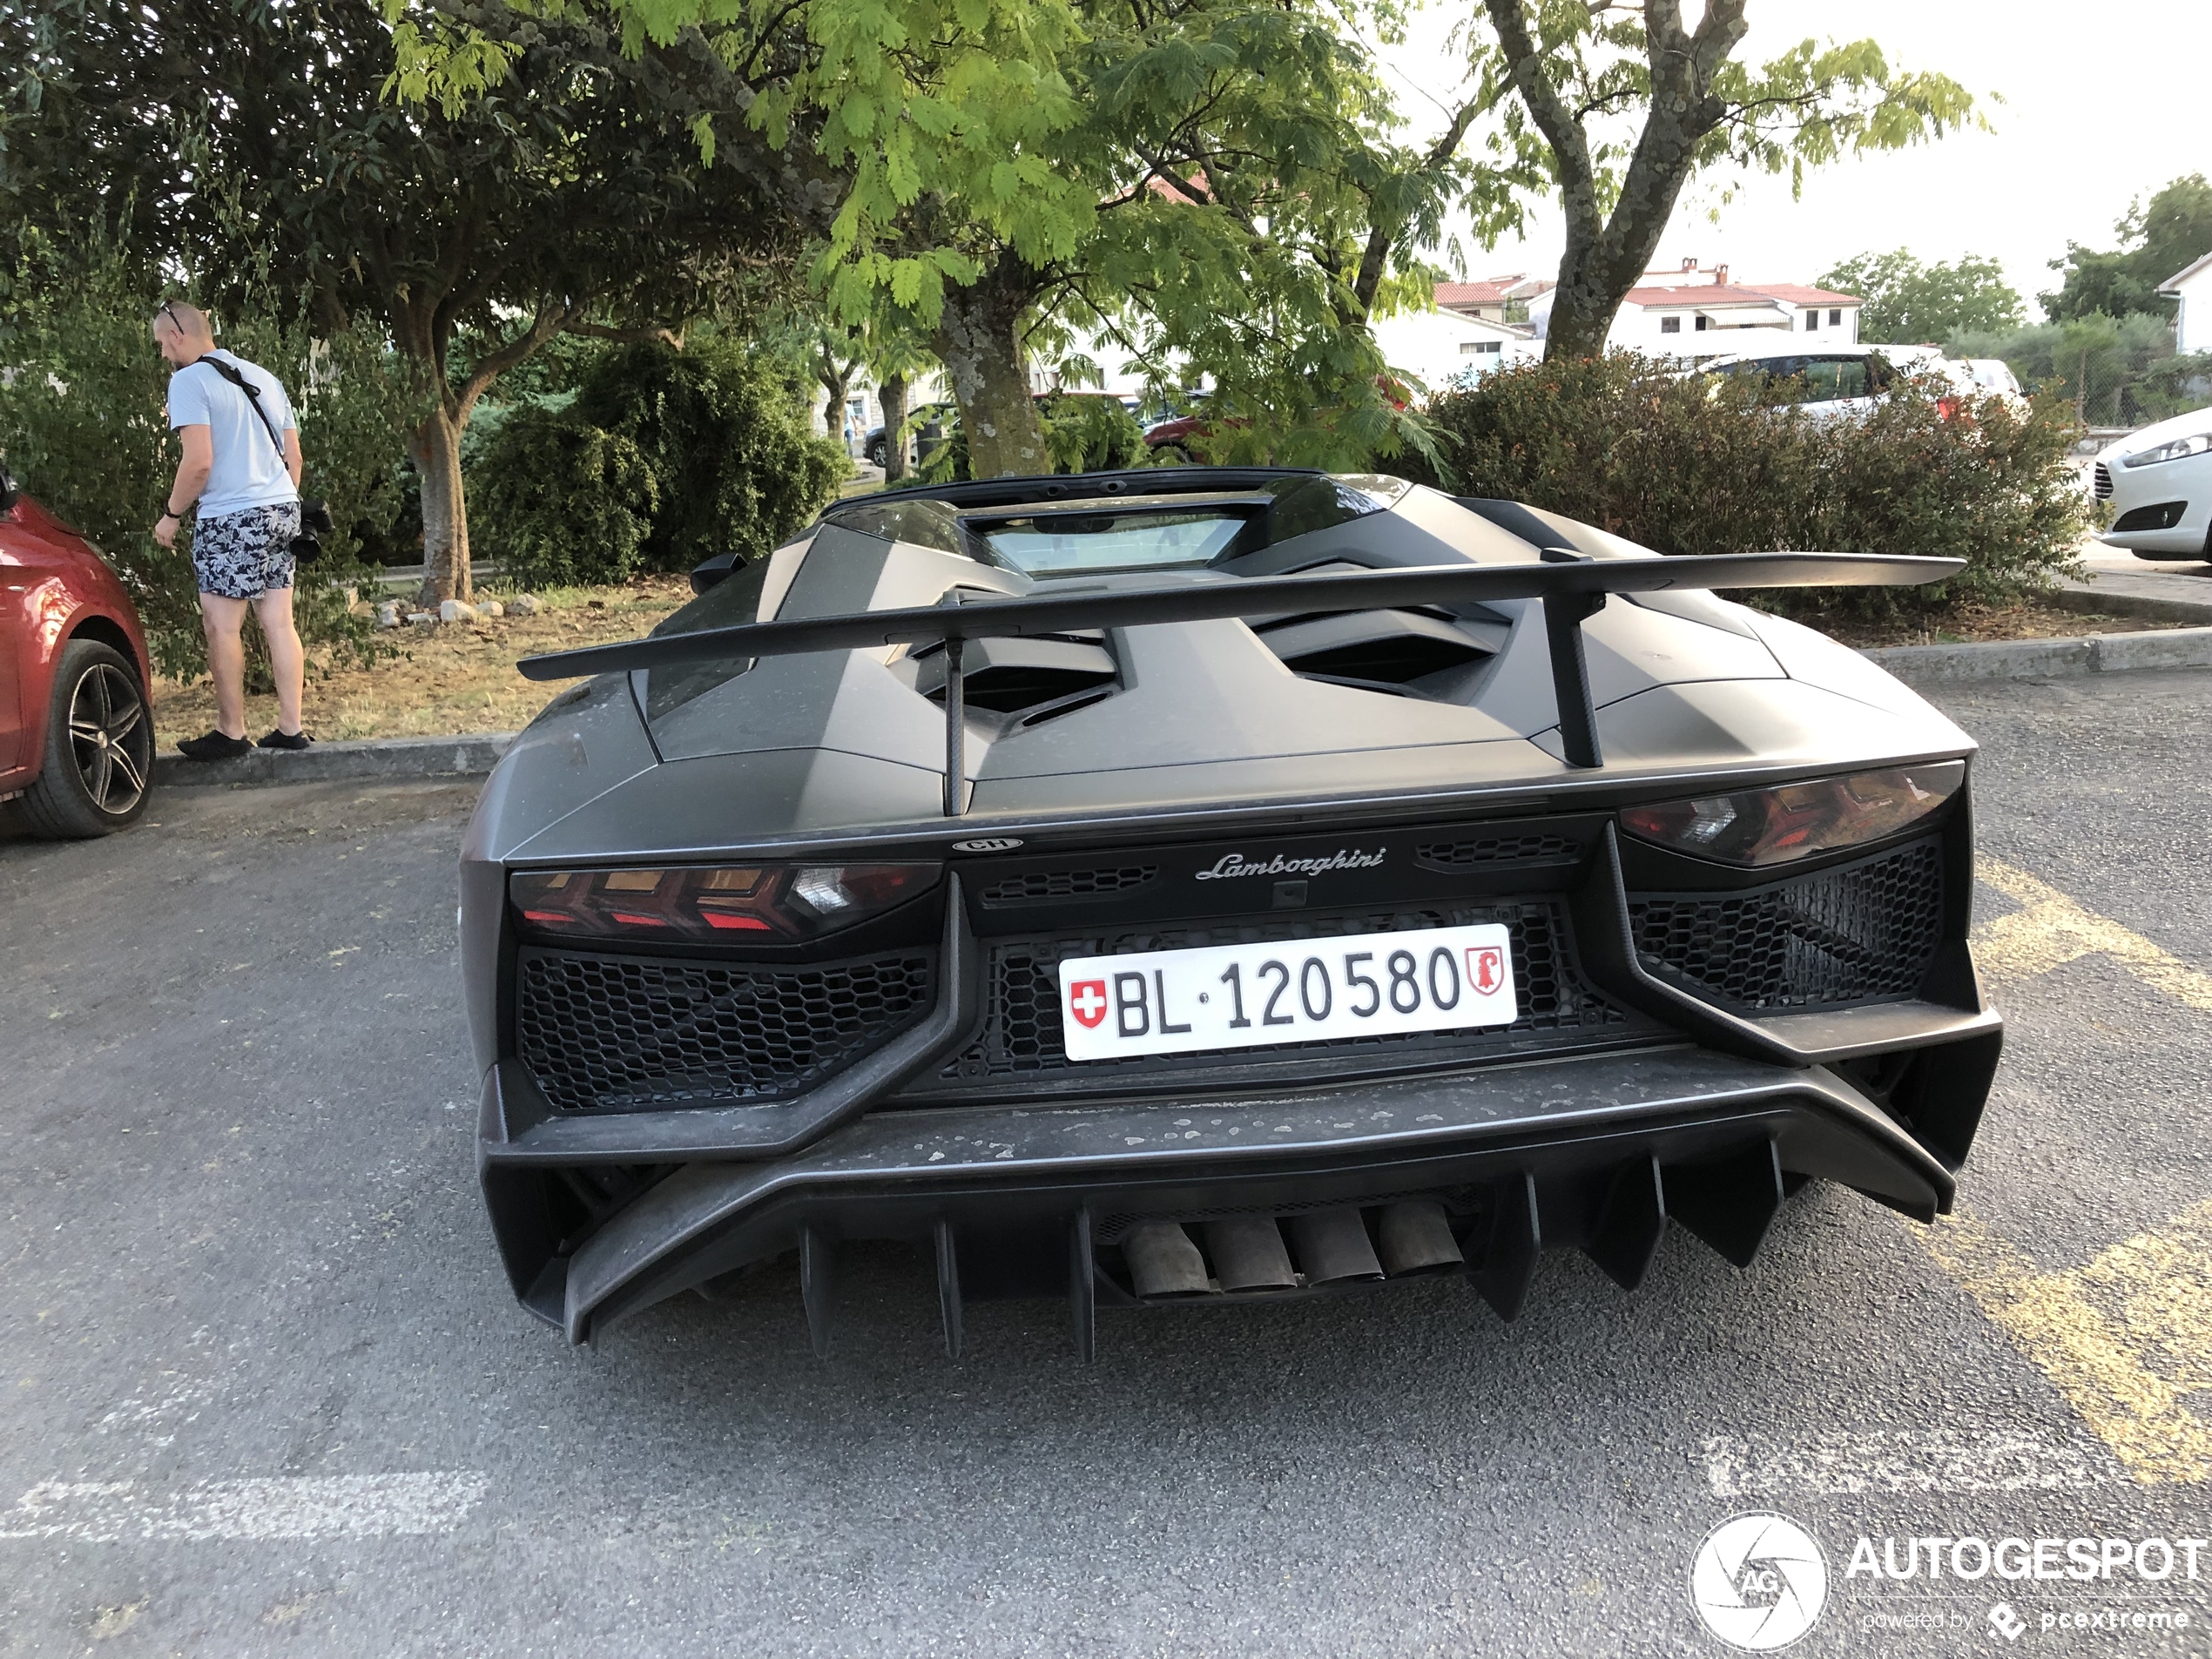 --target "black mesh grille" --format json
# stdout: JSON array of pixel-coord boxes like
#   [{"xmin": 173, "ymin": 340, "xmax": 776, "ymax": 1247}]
[
  {"xmin": 913, "ymin": 900, "xmax": 1635, "ymax": 1100},
  {"xmin": 979, "ymin": 866, "xmax": 1159, "ymax": 907},
  {"xmin": 2093, "ymin": 462, "xmax": 2113, "ymax": 501},
  {"xmin": 1416, "ymin": 834, "xmax": 1581, "ymax": 868},
  {"xmin": 518, "ymin": 948, "xmax": 934, "ymax": 1112},
  {"xmin": 1628, "ymin": 839, "xmax": 1943, "ymax": 1013}
]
